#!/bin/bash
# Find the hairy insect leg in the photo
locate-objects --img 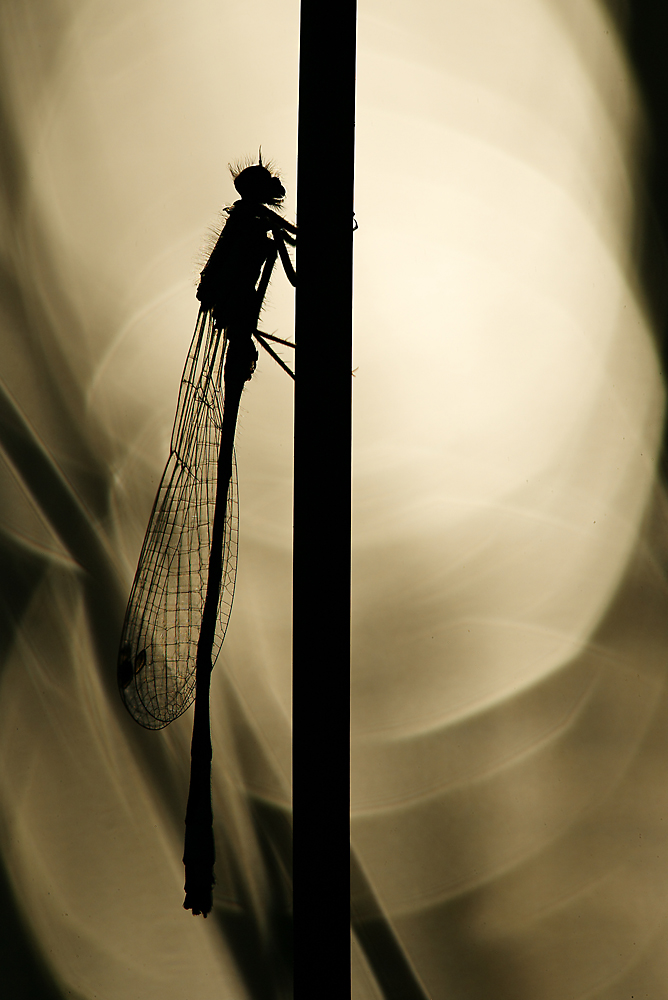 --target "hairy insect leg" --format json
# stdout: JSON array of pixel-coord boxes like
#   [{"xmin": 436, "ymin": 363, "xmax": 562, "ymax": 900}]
[
  {"xmin": 275, "ymin": 232, "xmax": 297, "ymax": 287},
  {"xmin": 254, "ymin": 331, "xmax": 295, "ymax": 379},
  {"xmin": 254, "ymin": 244, "xmax": 278, "ymax": 314}
]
